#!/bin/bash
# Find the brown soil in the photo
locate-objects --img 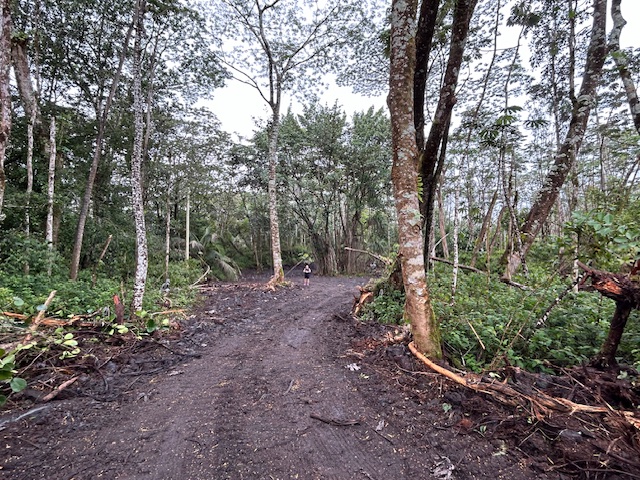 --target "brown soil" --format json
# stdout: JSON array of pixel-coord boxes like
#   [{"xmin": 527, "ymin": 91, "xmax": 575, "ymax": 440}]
[{"xmin": 1, "ymin": 272, "xmax": 639, "ymax": 479}]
